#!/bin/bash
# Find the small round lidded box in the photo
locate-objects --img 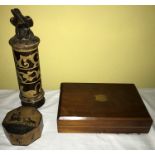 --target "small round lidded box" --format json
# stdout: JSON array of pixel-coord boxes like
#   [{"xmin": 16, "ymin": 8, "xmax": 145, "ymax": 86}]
[{"xmin": 2, "ymin": 106, "xmax": 43, "ymax": 146}]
